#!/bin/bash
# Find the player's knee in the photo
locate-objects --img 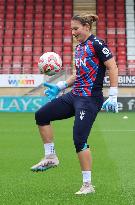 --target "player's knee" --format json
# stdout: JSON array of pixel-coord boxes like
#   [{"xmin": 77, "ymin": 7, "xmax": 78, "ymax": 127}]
[
  {"xmin": 35, "ymin": 109, "xmax": 50, "ymax": 126},
  {"xmin": 73, "ymin": 137, "xmax": 89, "ymax": 153},
  {"xmin": 73, "ymin": 126, "xmax": 89, "ymax": 152}
]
